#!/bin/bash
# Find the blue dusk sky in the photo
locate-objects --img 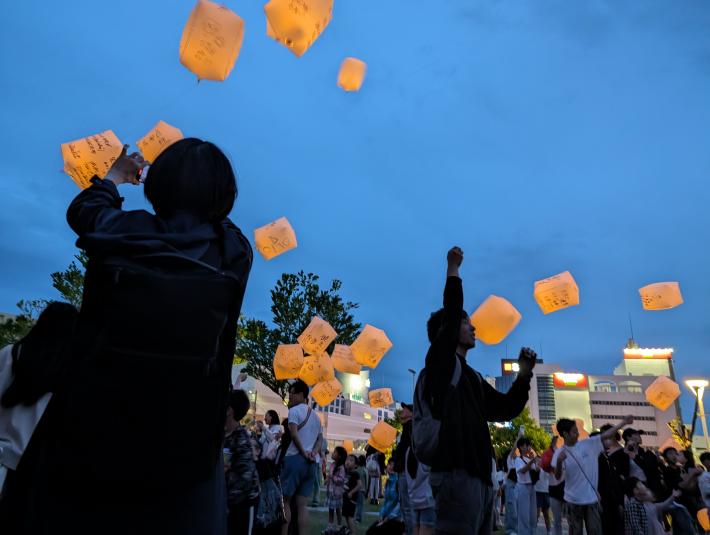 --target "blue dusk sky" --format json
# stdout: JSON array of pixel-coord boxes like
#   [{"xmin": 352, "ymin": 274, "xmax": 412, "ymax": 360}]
[{"xmin": 1, "ymin": 1, "xmax": 709, "ymax": 424}]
